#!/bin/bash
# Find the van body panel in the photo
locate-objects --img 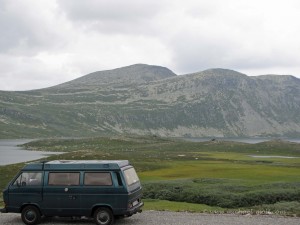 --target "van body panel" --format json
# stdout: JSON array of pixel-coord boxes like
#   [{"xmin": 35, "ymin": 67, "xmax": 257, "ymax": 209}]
[
  {"xmin": 1, "ymin": 160, "xmax": 143, "ymax": 221},
  {"xmin": 8, "ymin": 184, "xmax": 43, "ymax": 212},
  {"xmin": 80, "ymin": 187, "xmax": 126, "ymax": 216},
  {"xmin": 6, "ymin": 171, "xmax": 44, "ymax": 213},
  {"xmin": 42, "ymin": 185, "xmax": 82, "ymax": 216}
]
